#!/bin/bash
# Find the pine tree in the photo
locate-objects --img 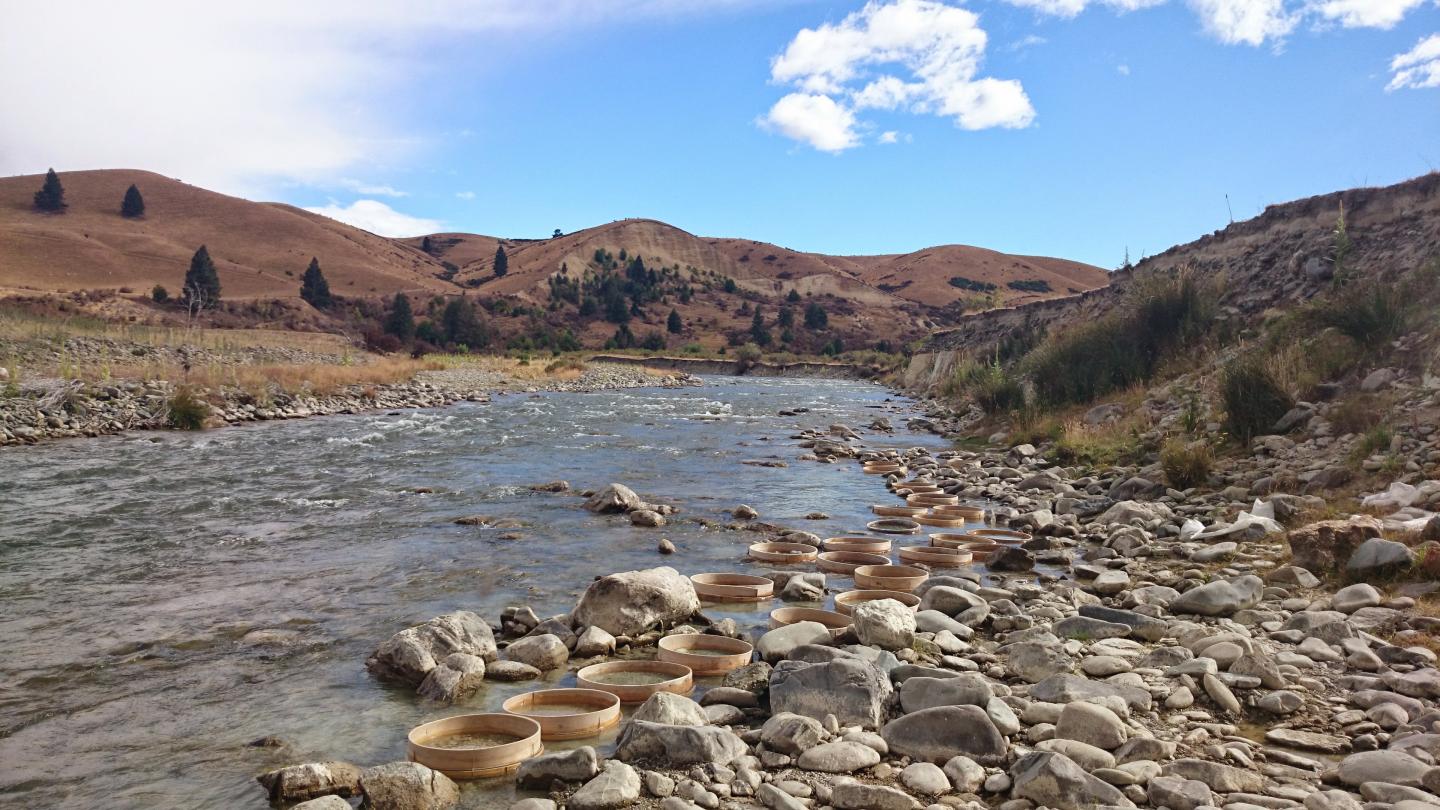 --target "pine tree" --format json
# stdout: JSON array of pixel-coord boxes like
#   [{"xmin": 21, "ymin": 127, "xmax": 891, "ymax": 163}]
[
  {"xmin": 494, "ymin": 245, "xmax": 509, "ymax": 277},
  {"xmin": 385, "ymin": 293, "xmax": 415, "ymax": 340},
  {"xmin": 421, "ymin": 236, "xmax": 434, "ymax": 254},
  {"xmin": 786, "ymin": 289, "xmax": 802, "ymax": 303},
  {"xmin": 804, "ymin": 301, "xmax": 828, "ymax": 330},
  {"xmin": 442, "ymin": 296, "xmax": 488, "ymax": 350},
  {"xmin": 182, "ymin": 245, "xmax": 222, "ymax": 309},
  {"xmin": 667, "ymin": 308, "xmax": 683, "ymax": 334},
  {"xmin": 33, "ymin": 169, "xmax": 66, "ymax": 212},
  {"xmin": 750, "ymin": 307, "xmax": 772, "ymax": 347},
  {"xmin": 300, "ymin": 257, "xmax": 332, "ymax": 308},
  {"xmin": 121, "ymin": 184, "xmax": 145, "ymax": 218}
]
